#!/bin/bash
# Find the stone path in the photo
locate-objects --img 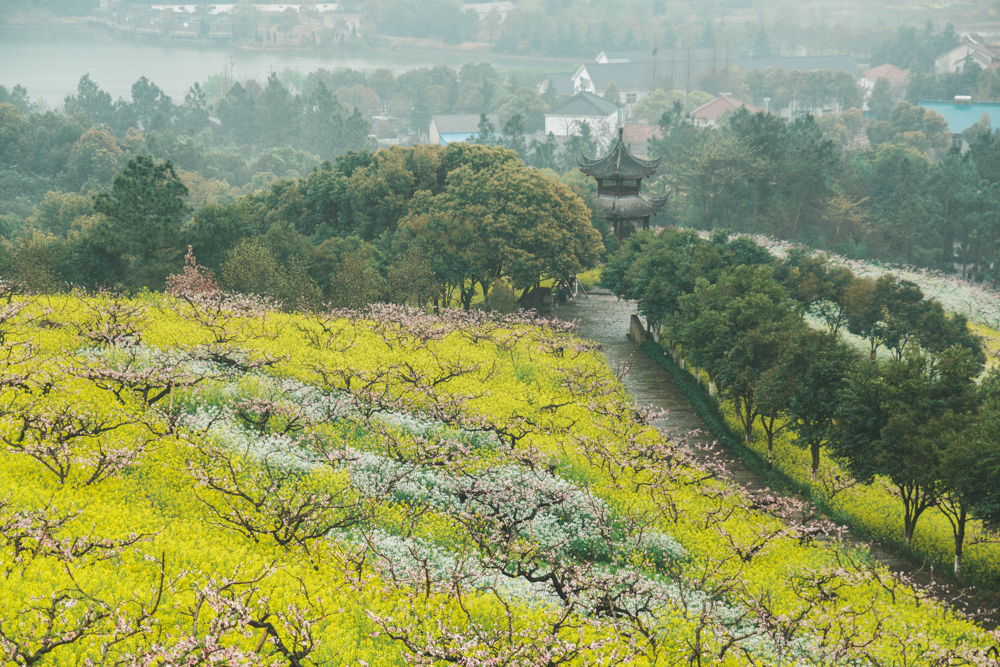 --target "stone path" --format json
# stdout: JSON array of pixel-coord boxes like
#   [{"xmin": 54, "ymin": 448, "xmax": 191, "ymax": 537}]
[{"xmin": 554, "ymin": 288, "xmax": 999, "ymax": 629}]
